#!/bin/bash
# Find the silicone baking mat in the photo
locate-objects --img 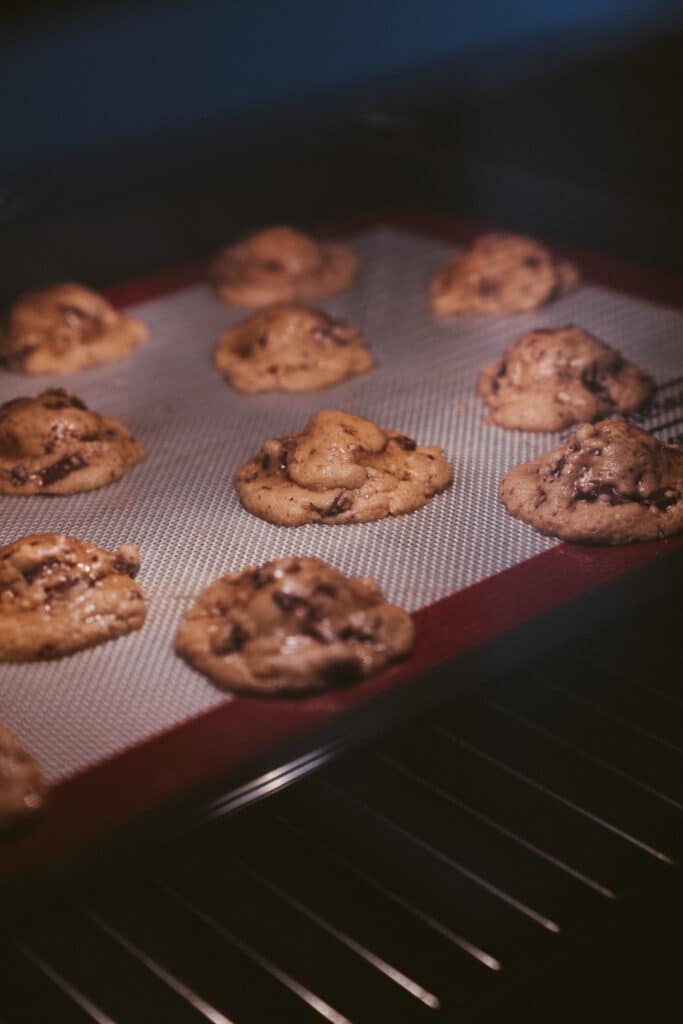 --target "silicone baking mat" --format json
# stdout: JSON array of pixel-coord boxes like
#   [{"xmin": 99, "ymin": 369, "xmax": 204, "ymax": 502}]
[{"xmin": 1, "ymin": 227, "xmax": 682, "ymax": 784}]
